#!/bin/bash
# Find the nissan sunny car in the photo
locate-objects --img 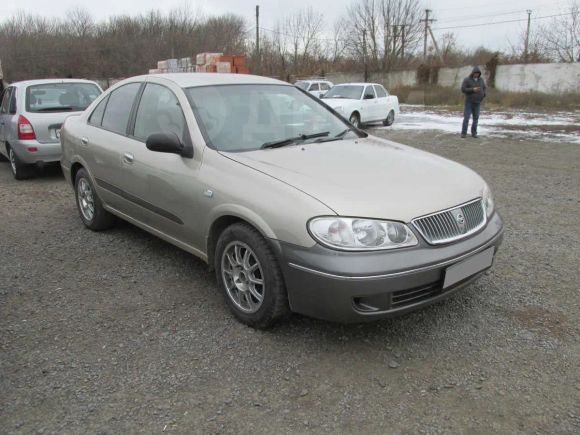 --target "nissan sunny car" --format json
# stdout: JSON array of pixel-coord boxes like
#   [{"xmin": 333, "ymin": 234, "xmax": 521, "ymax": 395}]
[{"xmin": 60, "ymin": 73, "xmax": 503, "ymax": 328}]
